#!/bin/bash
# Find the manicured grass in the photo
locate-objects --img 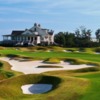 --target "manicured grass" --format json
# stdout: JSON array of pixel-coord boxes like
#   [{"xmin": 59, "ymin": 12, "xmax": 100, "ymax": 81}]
[
  {"xmin": 76, "ymin": 73, "xmax": 100, "ymax": 100},
  {"xmin": 0, "ymin": 49, "xmax": 100, "ymax": 63}
]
